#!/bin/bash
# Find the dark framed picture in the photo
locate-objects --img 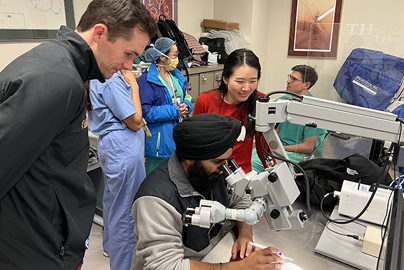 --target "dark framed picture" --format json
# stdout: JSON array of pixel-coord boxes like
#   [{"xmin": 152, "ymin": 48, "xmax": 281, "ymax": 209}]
[
  {"xmin": 288, "ymin": 0, "xmax": 342, "ymax": 58},
  {"xmin": 0, "ymin": 0, "xmax": 75, "ymax": 41},
  {"xmin": 142, "ymin": 0, "xmax": 178, "ymax": 23}
]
